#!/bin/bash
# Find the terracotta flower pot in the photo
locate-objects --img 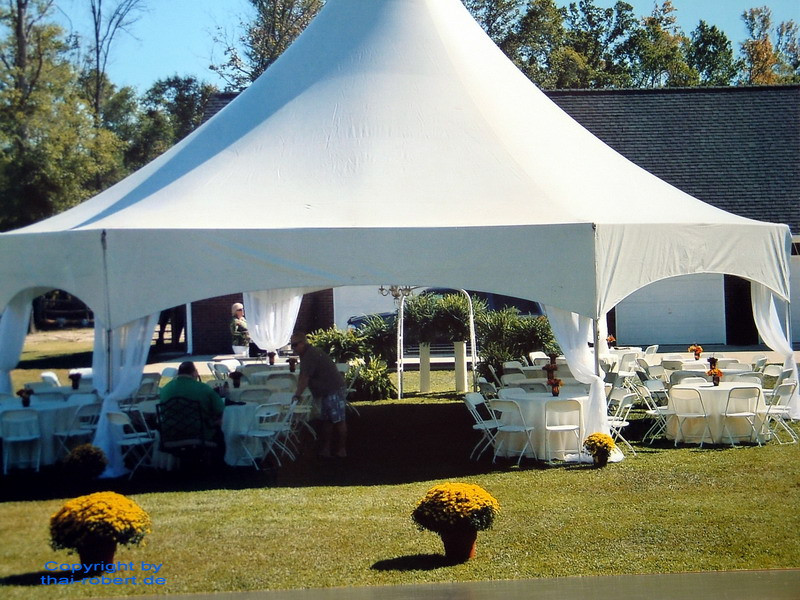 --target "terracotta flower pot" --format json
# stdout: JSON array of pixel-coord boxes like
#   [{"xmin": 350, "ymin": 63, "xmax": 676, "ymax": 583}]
[
  {"xmin": 712, "ymin": 376, "xmax": 720, "ymax": 386},
  {"xmin": 439, "ymin": 528, "xmax": 478, "ymax": 563},
  {"xmin": 593, "ymin": 453, "xmax": 609, "ymax": 468},
  {"xmin": 77, "ymin": 538, "xmax": 117, "ymax": 574}
]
